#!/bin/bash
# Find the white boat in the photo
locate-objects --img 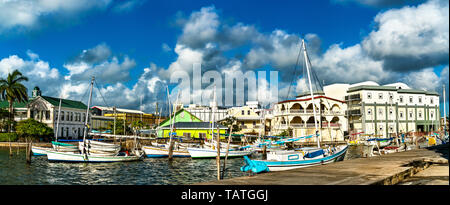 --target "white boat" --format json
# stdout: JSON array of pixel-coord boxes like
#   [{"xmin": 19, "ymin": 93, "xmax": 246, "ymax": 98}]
[
  {"xmin": 32, "ymin": 141, "xmax": 78, "ymax": 156},
  {"xmin": 31, "ymin": 146, "xmax": 54, "ymax": 156},
  {"xmin": 187, "ymin": 146, "xmax": 255, "ymax": 159},
  {"xmin": 46, "ymin": 150, "xmax": 141, "ymax": 162},
  {"xmin": 142, "ymin": 145, "xmax": 191, "ymax": 158},
  {"xmin": 241, "ymin": 145, "xmax": 348, "ymax": 172}
]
